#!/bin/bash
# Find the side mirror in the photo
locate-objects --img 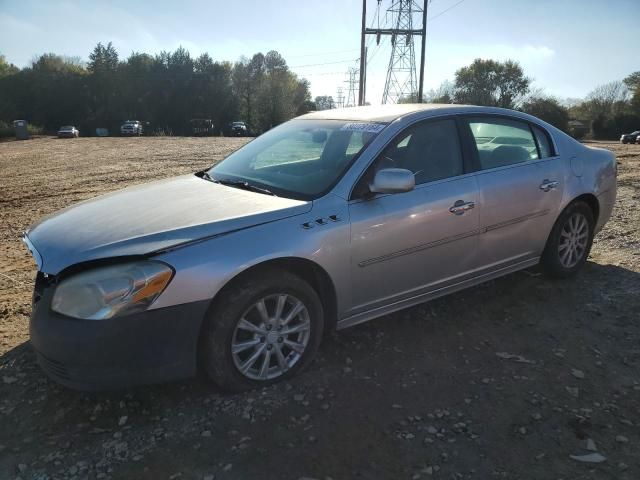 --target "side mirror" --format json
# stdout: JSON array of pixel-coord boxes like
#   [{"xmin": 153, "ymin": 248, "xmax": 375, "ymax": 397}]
[{"xmin": 369, "ymin": 168, "xmax": 415, "ymax": 194}]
